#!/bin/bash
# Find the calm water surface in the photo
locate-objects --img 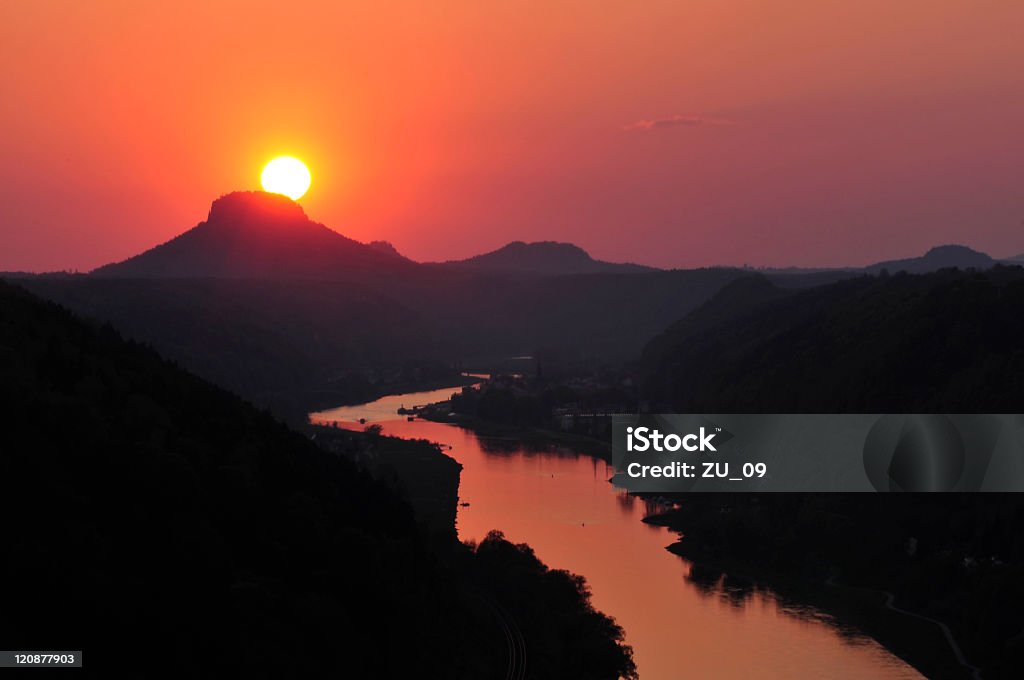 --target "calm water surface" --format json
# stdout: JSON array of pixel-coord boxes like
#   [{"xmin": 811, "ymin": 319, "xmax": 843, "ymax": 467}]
[{"xmin": 312, "ymin": 384, "xmax": 922, "ymax": 680}]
